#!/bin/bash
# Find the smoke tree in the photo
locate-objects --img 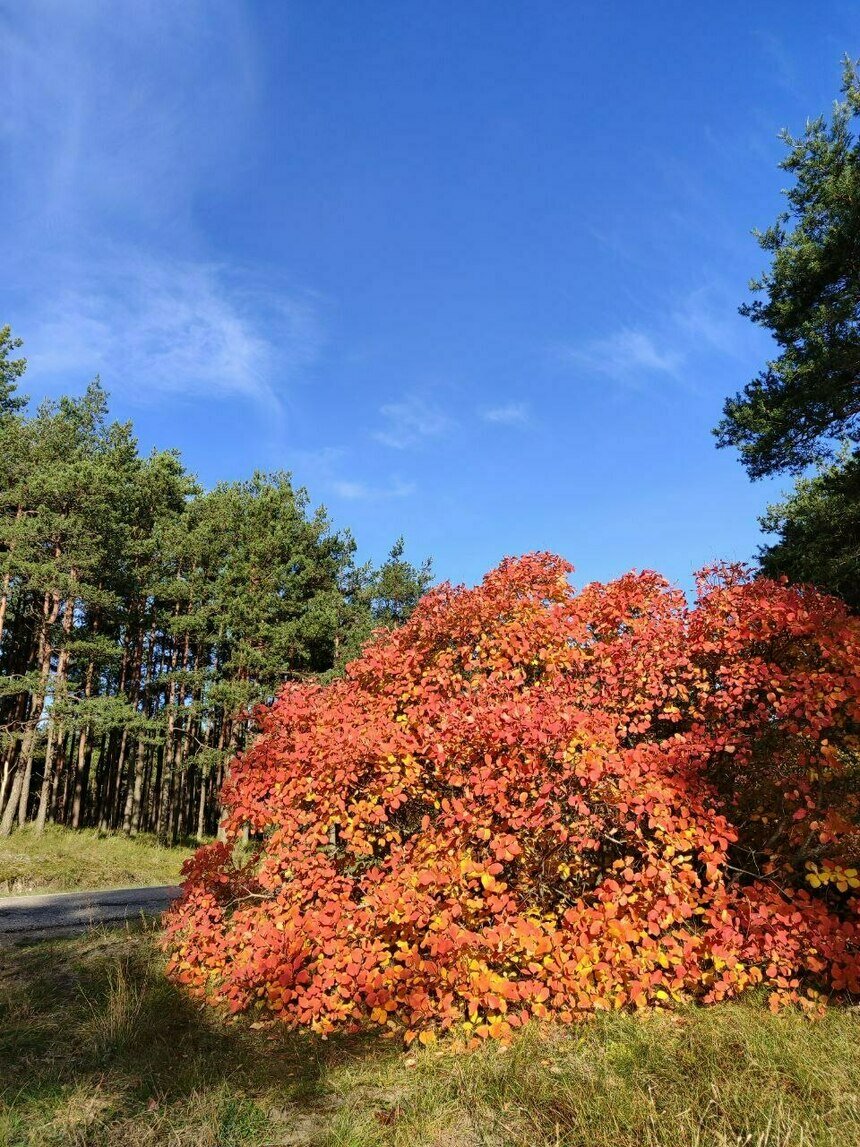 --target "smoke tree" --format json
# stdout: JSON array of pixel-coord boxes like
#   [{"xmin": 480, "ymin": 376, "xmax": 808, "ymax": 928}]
[{"xmin": 165, "ymin": 553, "xmax": 860, "ymax": 1043}]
